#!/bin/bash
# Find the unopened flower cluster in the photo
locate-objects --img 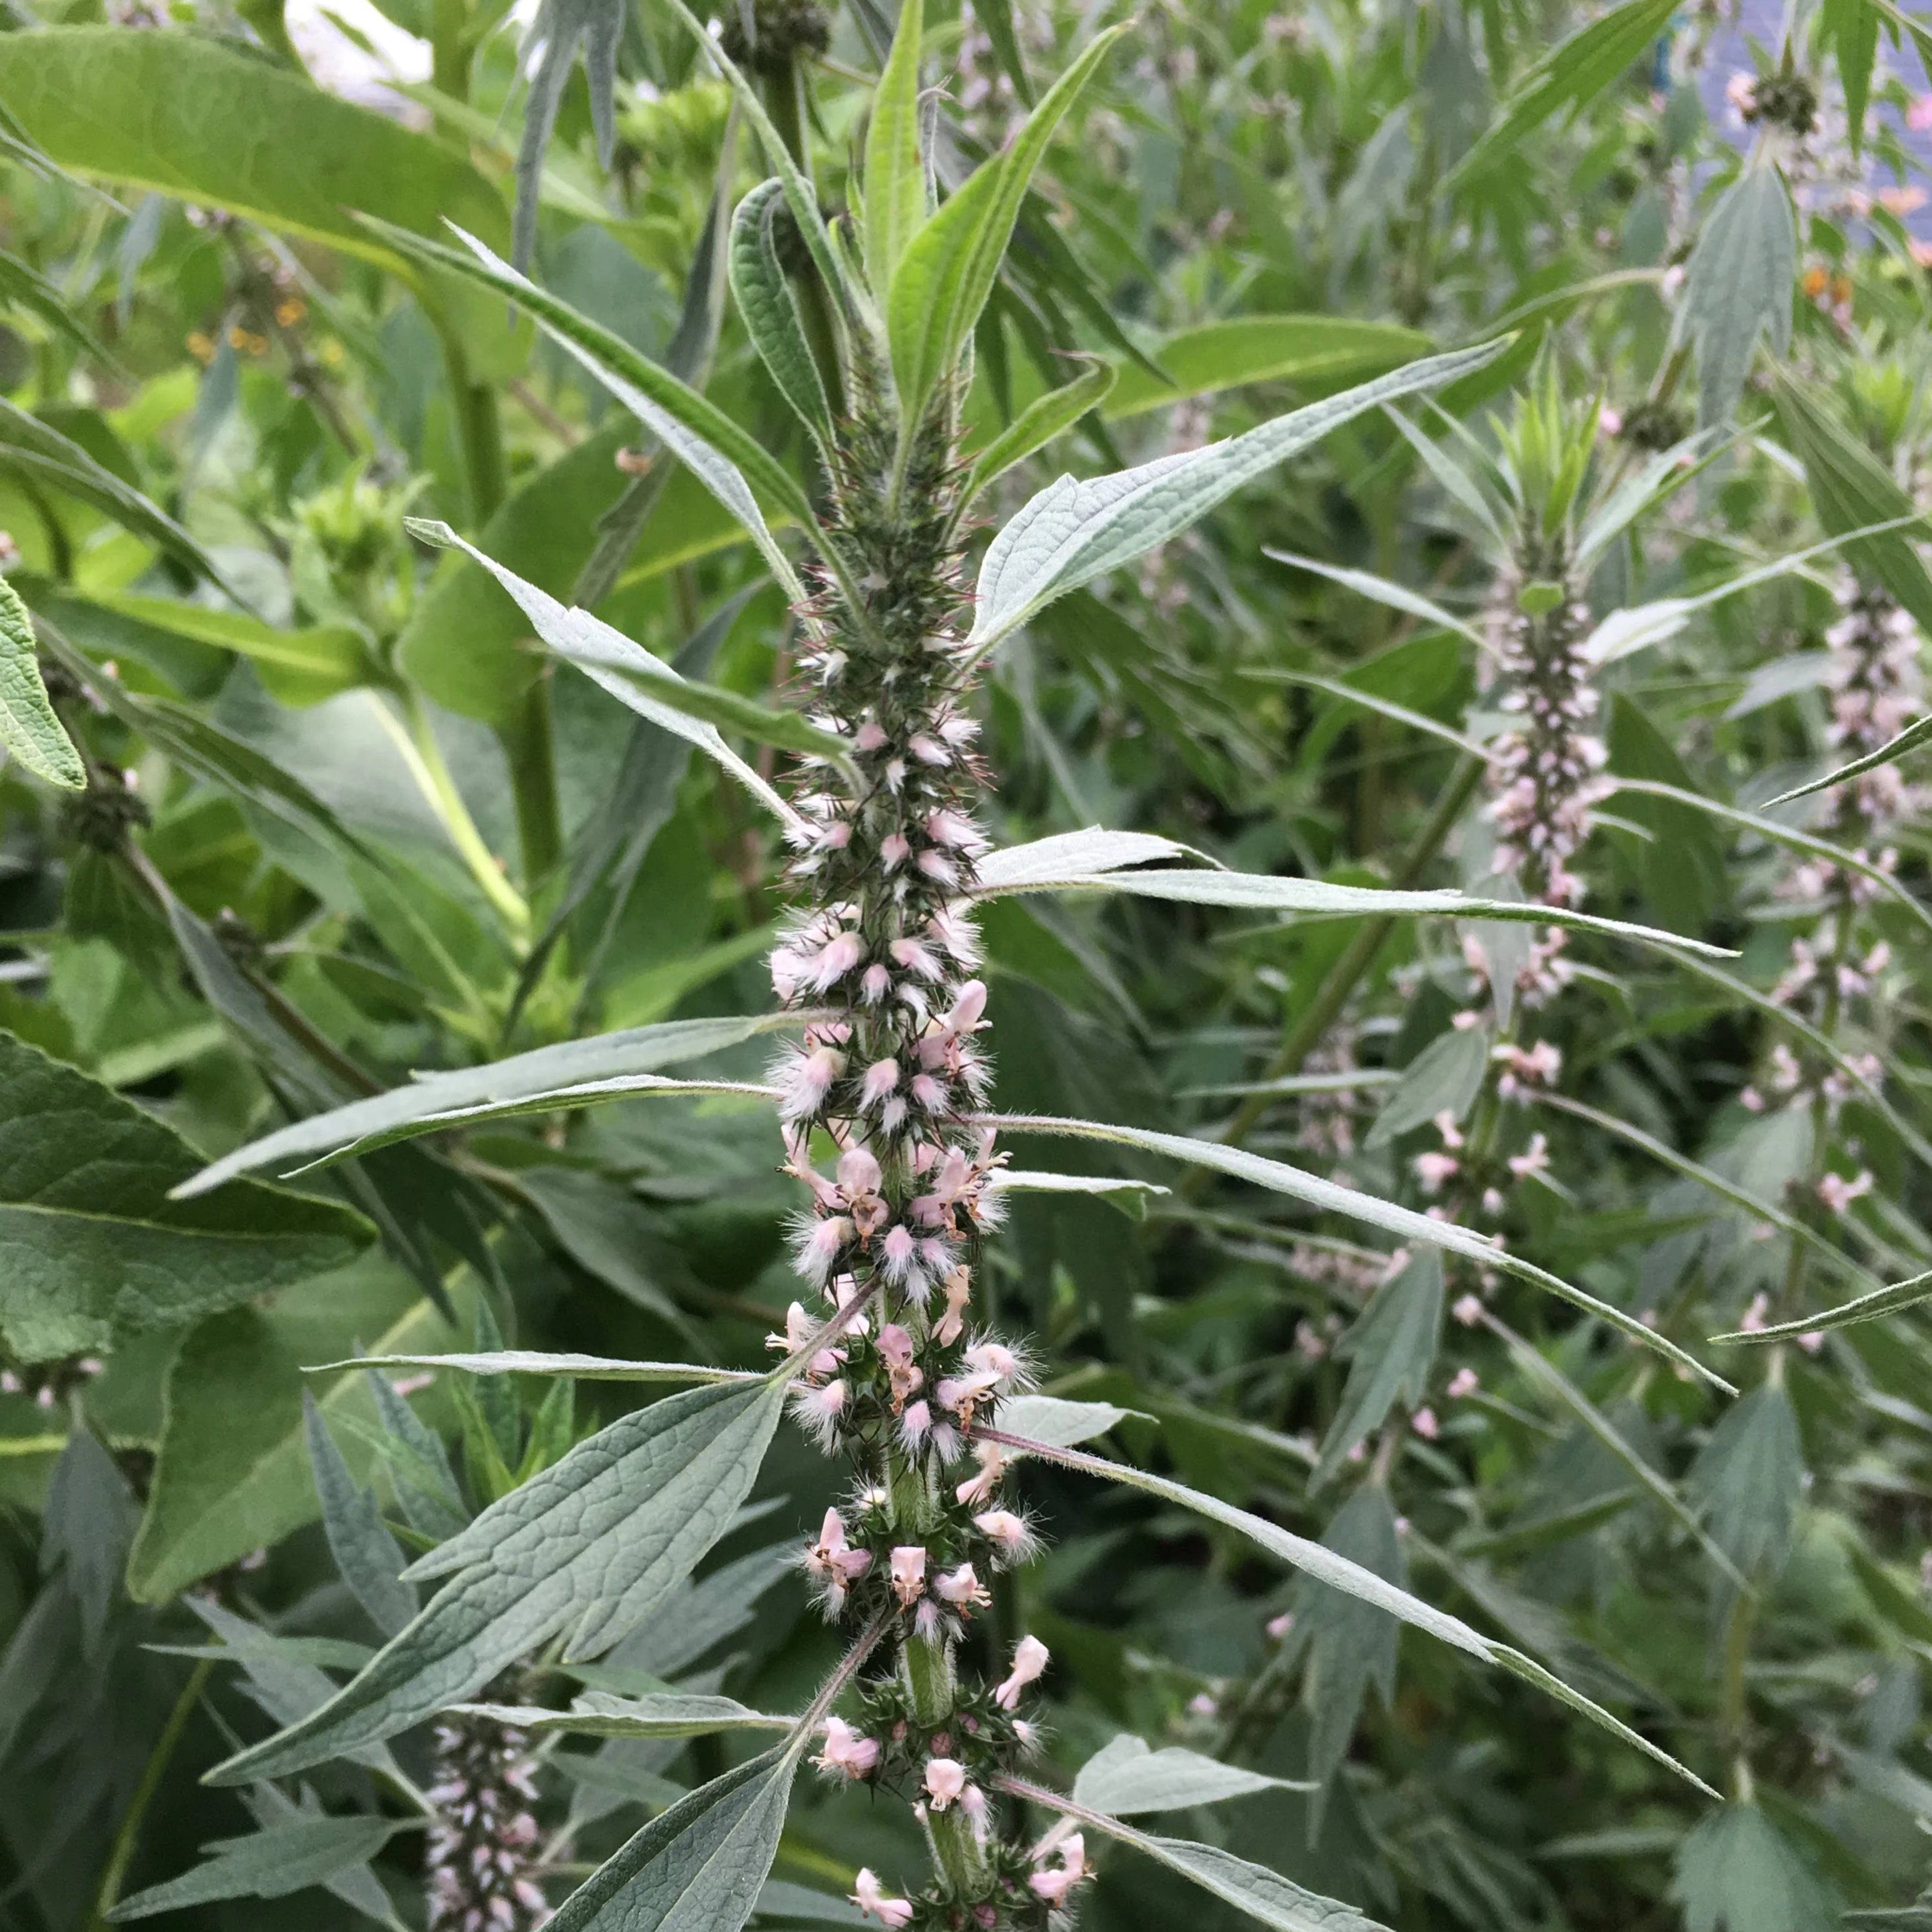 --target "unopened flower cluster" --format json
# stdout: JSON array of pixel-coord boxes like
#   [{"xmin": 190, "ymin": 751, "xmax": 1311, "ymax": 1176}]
[{"xmin": 767, "ymin": 367, "xmax": 1080, "ymax": 1927}]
